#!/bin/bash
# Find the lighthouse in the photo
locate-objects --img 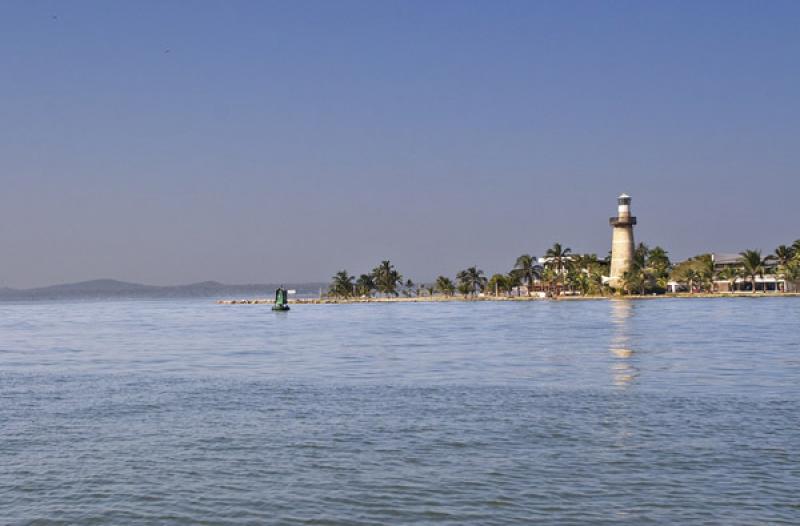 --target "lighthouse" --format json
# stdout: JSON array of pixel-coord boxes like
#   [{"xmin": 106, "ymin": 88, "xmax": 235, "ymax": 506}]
[{"xmin": 609, "ymin": 193, "xmax": 637, "ymax": 288}]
